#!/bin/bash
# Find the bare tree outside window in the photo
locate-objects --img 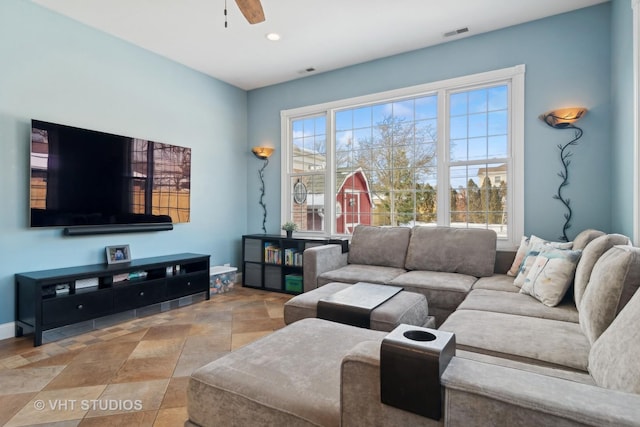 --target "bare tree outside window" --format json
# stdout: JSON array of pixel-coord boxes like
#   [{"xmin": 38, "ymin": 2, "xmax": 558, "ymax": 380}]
[{"xmin": 340, "ymin": 114, "xmax": 437, "ymax": 226}]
